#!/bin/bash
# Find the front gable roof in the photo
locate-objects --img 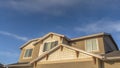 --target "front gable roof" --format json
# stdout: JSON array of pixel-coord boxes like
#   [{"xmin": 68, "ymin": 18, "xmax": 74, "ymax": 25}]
[
  {"xmin": 20, "ymin": 38, "xmax": 39, "ymax": 49},
  {"xmin": 34, "ymin": 32, "xmax": 70, "ymax": 44},
  {"xmin": 7, "ymin": 62, "xmax": 31, "ymax": 67},
  {"xmin": 20, "ymin": 32, "xmax": 118, "ymax": 50},
  {"xmin": 30, "ymin": 44, "xmax": 104, "ymax": 64},
  {"xmin": 20, "ymin": 32, "xmax": 70, "ymax": 49},
  {"xmin": 71, "ymin": 32, "xmax": 109, "ymax": 41}
]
